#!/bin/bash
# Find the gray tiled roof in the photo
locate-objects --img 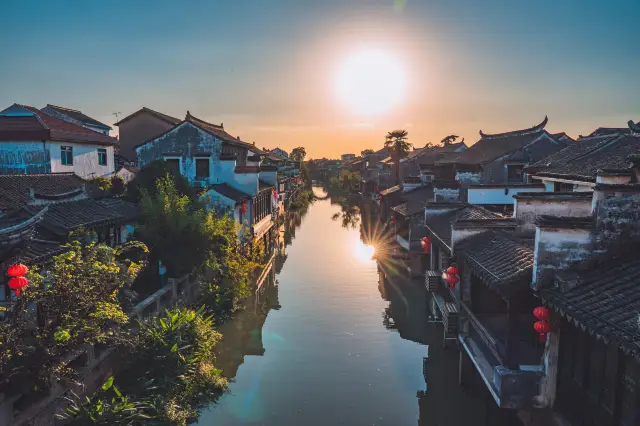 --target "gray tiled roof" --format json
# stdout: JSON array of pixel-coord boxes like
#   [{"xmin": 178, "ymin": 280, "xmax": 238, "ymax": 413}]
[
  {"xmin": 541, "ymin": 251, "xmax": 640, "ymax": 358},
  {"xmin": 209, "ymin": 183, "xmax": 251, "ymax": 203},
  {"xmin": 529, "ymin": 133, "xmax": 640, "ymax": 182},
  {"xmin": 0, "ymin": 173, "xmax": 89, "ymax": 210},
  {"xmin": 456, "ymin": 231, "xmax": 534, "ymax": 295},
  {"xmin": 425, "ymin": 206, "xmax": 500, "ymax": 250}
]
